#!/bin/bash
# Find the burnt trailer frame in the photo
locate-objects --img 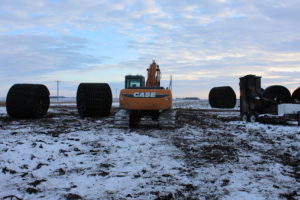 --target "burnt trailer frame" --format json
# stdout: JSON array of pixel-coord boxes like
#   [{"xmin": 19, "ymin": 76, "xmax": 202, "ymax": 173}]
[
  {"xmin": 239, "ymin": 75, "xmax": 267, "ymax": 122},
  {"xmin": 256, "ymin": 113, "xmax": 300, "ymax": 126},
  {"xmin": 239, "ymin": 74, "xmax": 300, "ymax": 125}
]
